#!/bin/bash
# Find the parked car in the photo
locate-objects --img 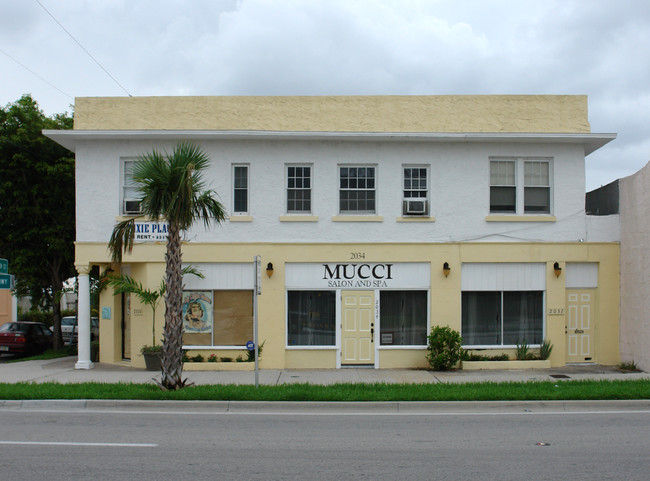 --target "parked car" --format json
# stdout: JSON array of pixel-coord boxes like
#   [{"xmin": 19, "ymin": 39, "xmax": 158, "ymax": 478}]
[
  {"xmin": 61, "ymin": 316, "xmax": 99, "ymax": 344},
  {"xmin": 0, "ymin": 322, "xmax": 53, "ymax": 355}
]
